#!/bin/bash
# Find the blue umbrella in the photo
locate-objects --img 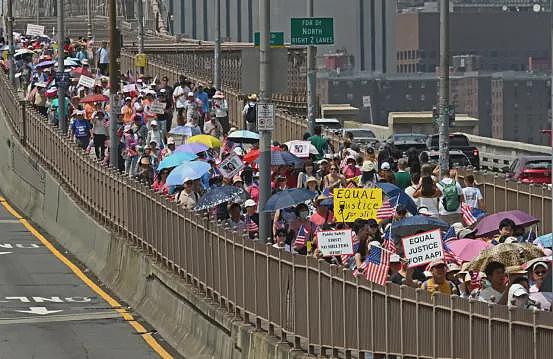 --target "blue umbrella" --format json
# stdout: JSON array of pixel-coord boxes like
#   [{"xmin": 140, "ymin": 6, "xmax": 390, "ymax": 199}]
[
  {"xmin": 157, "ymin": 151, "xmax": 198, "ymax": 171},
  {"xmin": 169, "ymin": 125, "xmax": 192, "ymax": 136},
  {"xmin": 390, "ymin": 215, "xmax": 449, "ymax": 243},
  {"xmin": 535, "ymin": 233, "xmax": 552, "ymax": 248},
  {"xmin": 263, "ymin": 189, "xmax": 318, "ymax": 212},
  {"xmin": 194, "ymin": 186, "xmax": 247, "ymax": 211},
  {"xmin": 256, "ymin": 151, "xmax": 302, "ymax": 167},
  {"xmin": 166, "ymin": 161, "xmax": 211, "ymax": 186},
  {"xmin": 36, "ymin": 60, "xmax": 55, "ymax": 68},
  {"xmin": 389, "ymin": 192, "xmax": 418, "ymax": 216},
  {"xmin": 227, "ymin": 130, "xmax": 260, "ymax": 144},
  {"xmin": 376, "ymin": 182, "xmax": 402, "ymax": 197}
]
